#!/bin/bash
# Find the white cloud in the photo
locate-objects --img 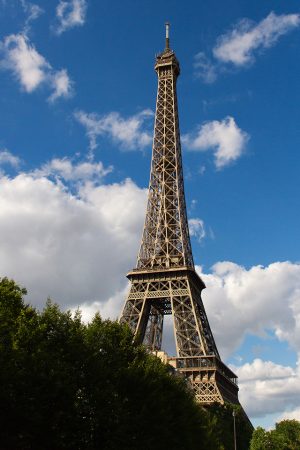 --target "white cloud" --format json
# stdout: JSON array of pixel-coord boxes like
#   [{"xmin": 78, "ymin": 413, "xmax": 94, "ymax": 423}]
[
  {"xmin": 48, "ymin": 69, "xmax": 73, "ymax": 102},
  {"xmin": 234, "ymin": 359, "xmax": 295, "ymax": 382},
  {"xmin": 0, "ymin": 149, "xmax": 21, "ymax": 168},
  {"xmin": 55, "ymin": 0, "xmax": 87, "ymax": 35},
  {"xmin": 194, "ymin": 12, "xmax": 300, "ymax": 82},
  {"xmin": 75, "ymin": 109, "xmax": 153, "ymax": 152},
  {"xmin": 188, "ymin": 218, "xmax": 206, "ymax": 242},
  {"xmin": 1, "ymin": 33, "xmax": 49, "ymax": 92},
  {"xmin": 0, "ymin": 33, "xmax": 73, "ymax": 100},
  {"xmin": 214, "ymin": 12, "xmax": 300, "ymax": 66},
  {"xmin": 183, "ymin": 116, "xmax": 249, "ymax": 169},
  {"xmin": 198, "ymin": 261, "xmax": 300, "ymax": 359},
  {"xmin": 0, "ymin": 171, "xmax": 147, "ymax": 312},
  {"xmin": 231, "ymin": 358, "xmax": 300, "ymax": 418},
  {"xmin": 33, "ymin": 157, "xmax": 113, "ymax": 183}
]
